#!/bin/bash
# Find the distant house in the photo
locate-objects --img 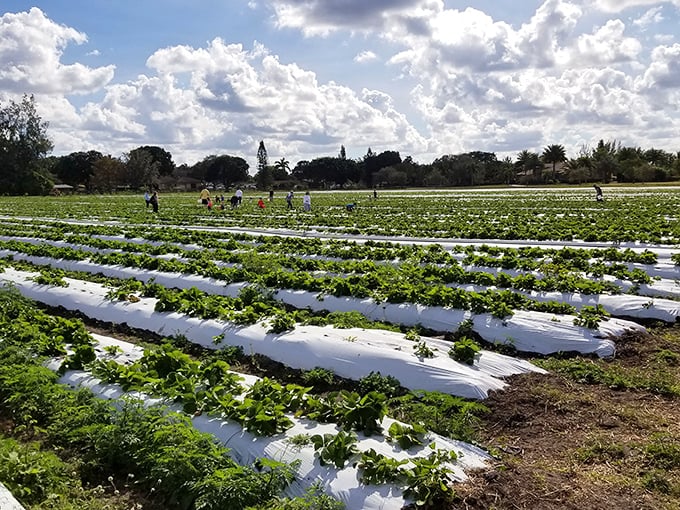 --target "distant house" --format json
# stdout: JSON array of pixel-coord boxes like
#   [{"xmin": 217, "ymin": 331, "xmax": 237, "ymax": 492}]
[{"xmin": 159, "ymin": 176, "xmax": 202, "ymax": 191}]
